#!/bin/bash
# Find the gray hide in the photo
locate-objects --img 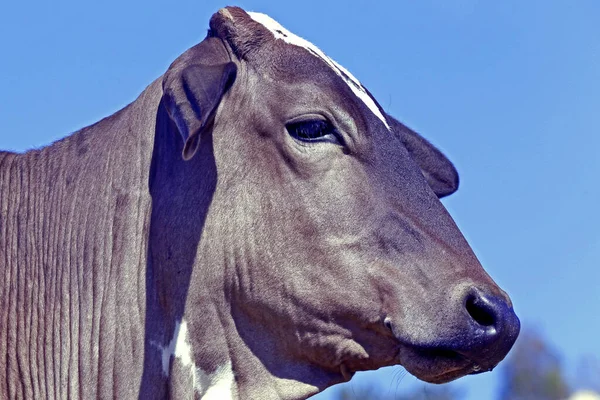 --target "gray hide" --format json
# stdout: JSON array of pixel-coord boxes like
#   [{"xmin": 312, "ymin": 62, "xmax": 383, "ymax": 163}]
[{"xmin": 0, "ymin": 7, "xmax": 519, "ymax": 400}]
